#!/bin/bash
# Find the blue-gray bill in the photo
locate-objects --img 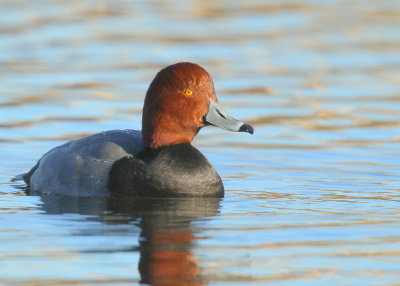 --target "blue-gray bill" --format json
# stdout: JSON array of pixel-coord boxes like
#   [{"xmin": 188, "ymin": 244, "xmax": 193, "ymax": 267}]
[{"xmin": 204, "ymin": 99, "xmax": 254, "ymax": 134}]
